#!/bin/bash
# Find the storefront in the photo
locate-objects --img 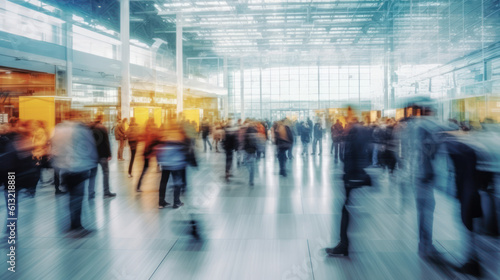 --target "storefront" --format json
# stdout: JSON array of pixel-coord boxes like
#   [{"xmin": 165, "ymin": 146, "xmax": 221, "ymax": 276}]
[
  {"xmin": 72, "ymin": 83, "xmax": 119, "ymax": 132},
  {"xmin": 0, "ymin": 67, "xmax": 55, "ymax": 123}
]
